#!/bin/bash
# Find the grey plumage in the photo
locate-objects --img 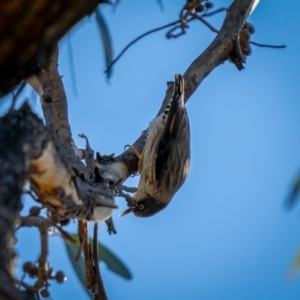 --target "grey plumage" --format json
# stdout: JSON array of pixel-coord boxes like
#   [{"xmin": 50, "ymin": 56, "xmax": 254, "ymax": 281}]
[{"xmin": 121, "ymin": 74, "xmax": 190, "ymax": 217}]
